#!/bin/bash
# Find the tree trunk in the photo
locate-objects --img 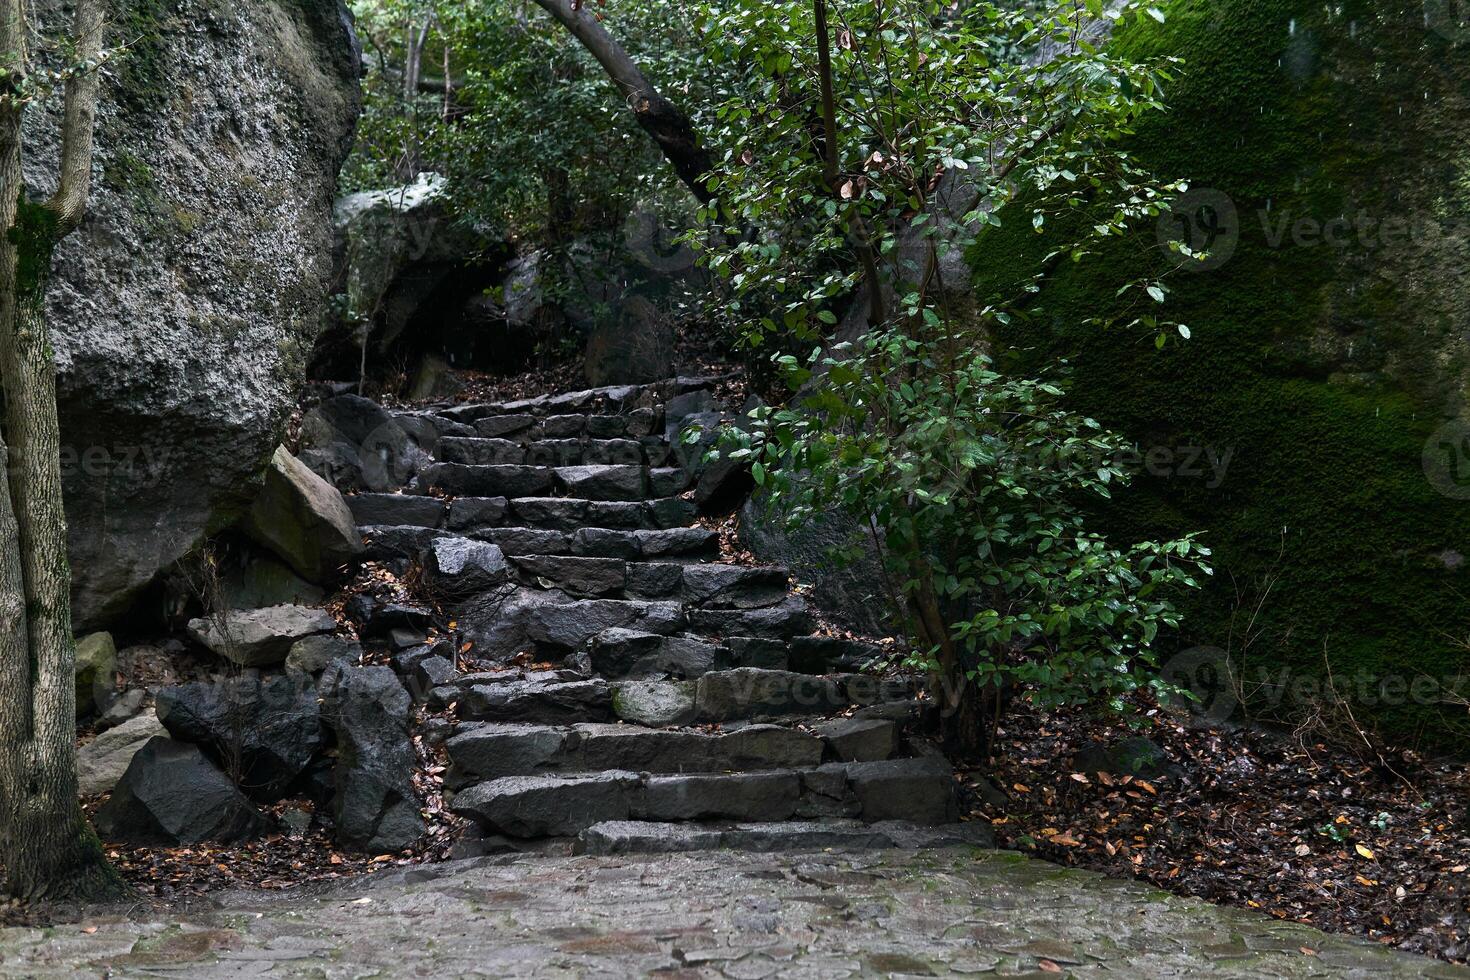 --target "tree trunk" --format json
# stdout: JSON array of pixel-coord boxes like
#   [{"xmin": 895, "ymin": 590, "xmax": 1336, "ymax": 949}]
[
  {"xmin": 529, "ymin": 0, "xmax": 713, "ymax": 203},
  {"xmin": 0, "ymin": 0, "xmax": 128, "ymax": 902}
]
